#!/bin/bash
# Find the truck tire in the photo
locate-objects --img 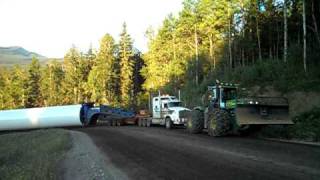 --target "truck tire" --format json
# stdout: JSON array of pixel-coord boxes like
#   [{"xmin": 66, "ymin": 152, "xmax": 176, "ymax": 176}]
[
  {"xmin": 117, "ymin": 119, "xmax": 122, "ymax": 126},
  {"xmin": 208, "ymin": 109, "xmax": 231, "ymax": 136},
  {"xmin": 138, "ymin": 118, "xmax": 142, "ymax": 127},
  {"xmin": 142, "ymin": 118, "xmax": 147, "ymax": 127},
  {"xmin": 165, "ymin": 117, "xmax": 173, "ymax": 129},
  {"xmin": 186, "ymin": 110, "xmax": 204, "ymax": 134},
  {"xmin": 146, "ymin": 119, "xmax": 151, "ymax": 127},
  {"xmin": 112, "ymin": 119, "xmax": 117, "ymax": 126}
]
